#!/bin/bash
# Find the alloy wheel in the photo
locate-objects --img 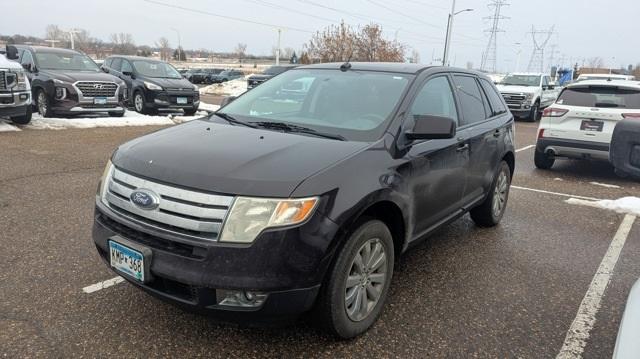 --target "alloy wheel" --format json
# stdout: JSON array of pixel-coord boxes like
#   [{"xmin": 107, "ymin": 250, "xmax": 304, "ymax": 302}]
[
  {"xmin": 37, "ymin": 92, "xmax": 47, "ymax": 115},
  {"xmin": 344, "ymin": 238, "xmax": 387, "ymax": 322},
  {"xmin": 134, "ymin": 94, "xmax": 144, "ymax": 112},
  {"xmin": 492, "ymin": 169, "xmax": 509, "ymax": 217}
]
